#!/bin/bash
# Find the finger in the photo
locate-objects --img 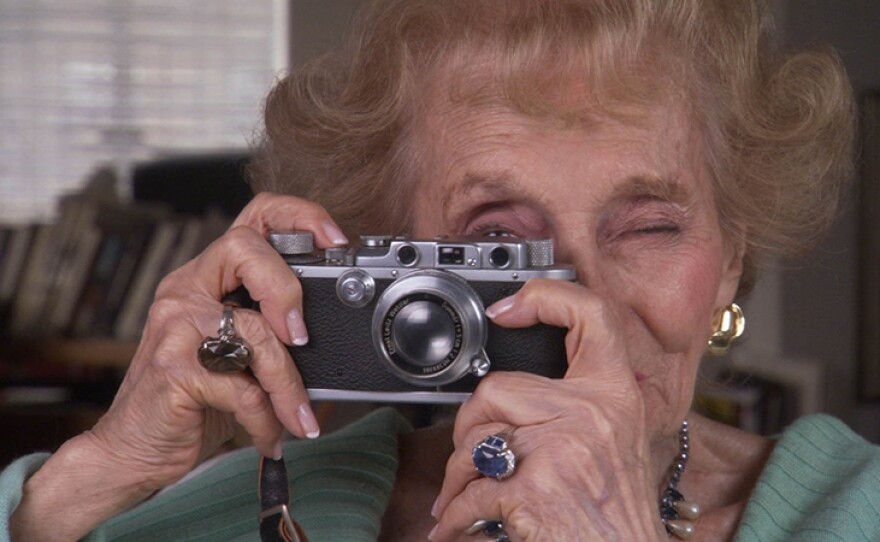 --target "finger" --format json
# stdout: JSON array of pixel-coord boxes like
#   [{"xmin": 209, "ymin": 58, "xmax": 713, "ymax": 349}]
[
  {"xmin": 175, "ymin": 225, "xmax": 306, "ymax": 346},
  {"xmin": 430, "ymin": 478, "xmax": 509, "ymax": 542},
  {"xmin": 232, "ymin": 192, "xmax": 349, "ymax": 247},
  {"xmin": 451, "ymin": 373, "xmax": 560, "ymax": 447},
  {"xmin": 231, "ymin": 308, "xmax": 319, "ymax": 439},
  {"xmin": 433, "ymin": 422, "xmax": 511, "ymax": 520},
  {"xmin": 198, "ymin": 371, "xmax": 285, "ymax": 458},
  {"xmin": 147, "ymin": 297, "xmax": 317, "ymax": 446},
  {"xmin": 145, "ymin": 321, "xmax": 285, "ymax": 458},
  {"xmin": 484, "ymin": 279, "xmax": 629, "ymax": 380}
]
